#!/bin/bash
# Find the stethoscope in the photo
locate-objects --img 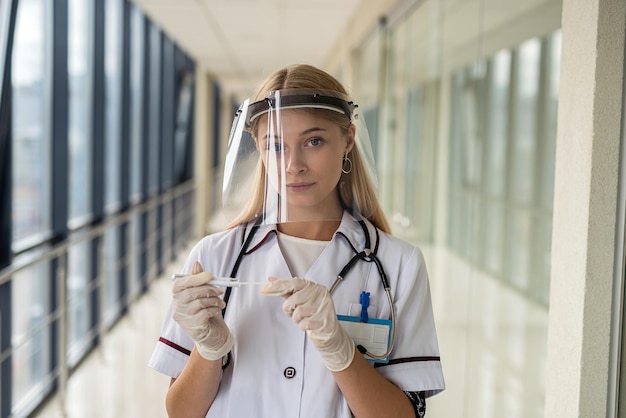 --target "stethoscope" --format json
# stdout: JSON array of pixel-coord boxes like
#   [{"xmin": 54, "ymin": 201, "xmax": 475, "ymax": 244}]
[{"xmin": 222, "ymin": 216, "xmax": 396, "ymax": 364}]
